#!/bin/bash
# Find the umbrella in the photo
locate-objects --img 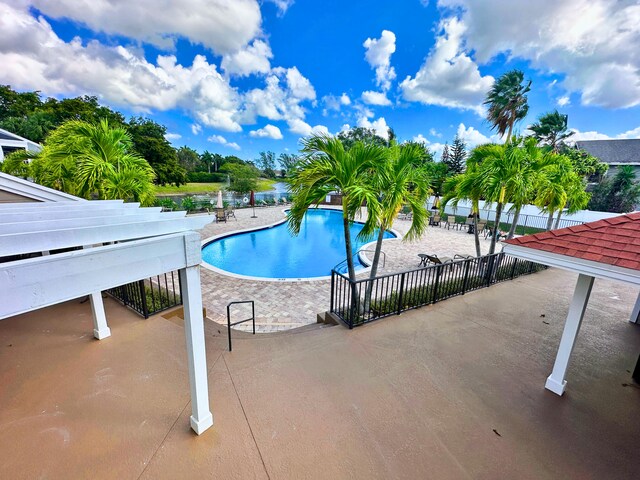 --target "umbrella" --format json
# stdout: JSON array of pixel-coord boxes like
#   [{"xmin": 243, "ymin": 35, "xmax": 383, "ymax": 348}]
[
  {"xmin": 217, "ymin": 190, "xmax": 224, "ymax": 209},
  {"xmin": 249, "ymin": 190, "xmax": 255, "ymax": 207}
]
